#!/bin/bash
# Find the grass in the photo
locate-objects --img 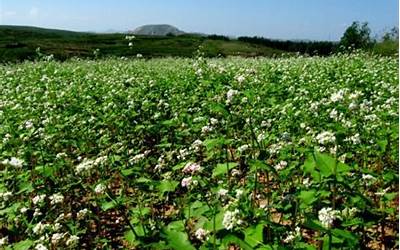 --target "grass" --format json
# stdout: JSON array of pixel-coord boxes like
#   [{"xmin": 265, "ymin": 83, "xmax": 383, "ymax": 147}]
[{"xmin": 0, "ymin": 25, "xmax": 286, "ymax": 62}]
